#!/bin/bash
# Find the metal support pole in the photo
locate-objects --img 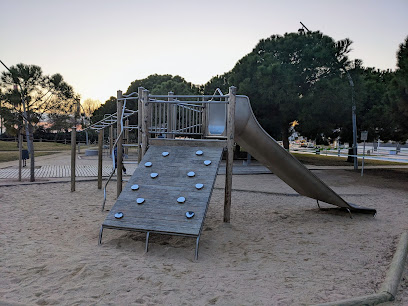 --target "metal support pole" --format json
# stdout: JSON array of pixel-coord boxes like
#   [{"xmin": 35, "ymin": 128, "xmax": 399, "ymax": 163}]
[
  {"xmin": 109, "ymin": 124, "xmax": 113, "ymax": 155},
  {"xmin": 347, "ymin": 72, "xmax": 358, "ymax": 170},
  {"xmin": 124, "ymin": 119, "xmax": 129, "ymax": 155},
  {"xmin": 18, "ymin": 131, "xmax": 22, "ymax": 181},
  {"xmin": 117, "ymin": 90, "xmax": 123, "ymax": 198},
  {"xmin": 98, "ymin": 129, "xmax": 103, "ymax": 189},
  {"xmin": 224, "ymin": 86, "xmax": 236, "ymax": 223},
  {"xmin": 71, "ymin": 127, "xmax": 76, "ymax": 192},
  {"xmin": 141, "ymin": 89, "xmax": 150, "ymax": 158},
  {"xmin": 137, "ymin": 87, "xmax": 144, "ymax": 163},
  {"xmin": 361, "ymin": 140, "xmax": 366, "ymax": 177},
  {"xmin": 167, "ymin": 91, "xmax": 175, "ymax": 139}
]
